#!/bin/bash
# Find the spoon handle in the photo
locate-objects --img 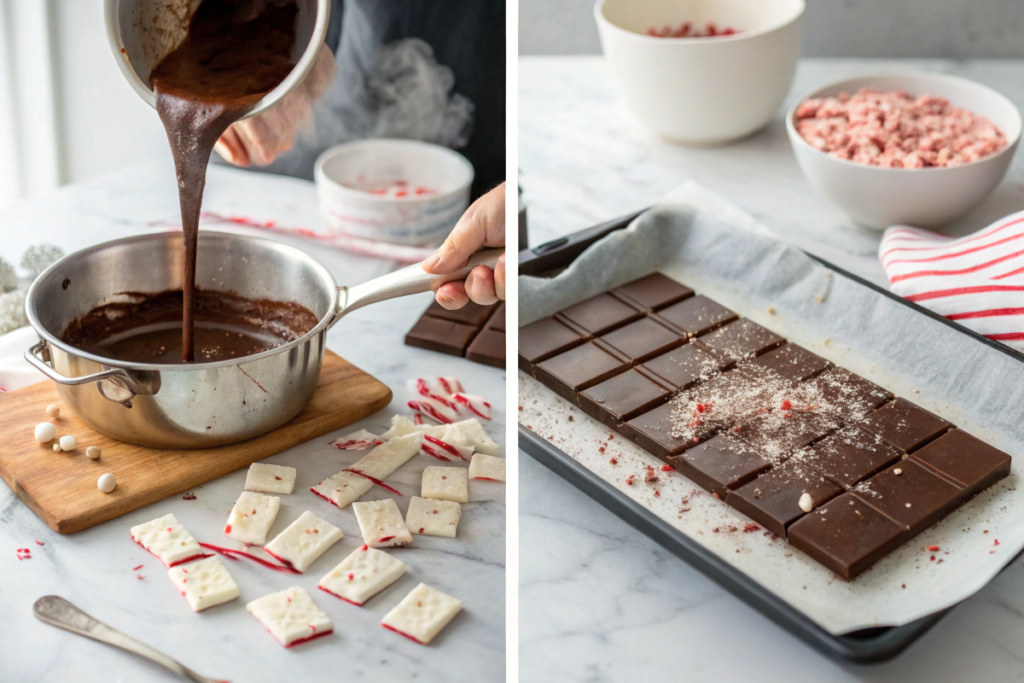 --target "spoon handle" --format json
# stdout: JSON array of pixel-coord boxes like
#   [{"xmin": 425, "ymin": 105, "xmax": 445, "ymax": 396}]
[{"xmin": 34, "ymin": 596, "xmax": 215, "ymax": 683}]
